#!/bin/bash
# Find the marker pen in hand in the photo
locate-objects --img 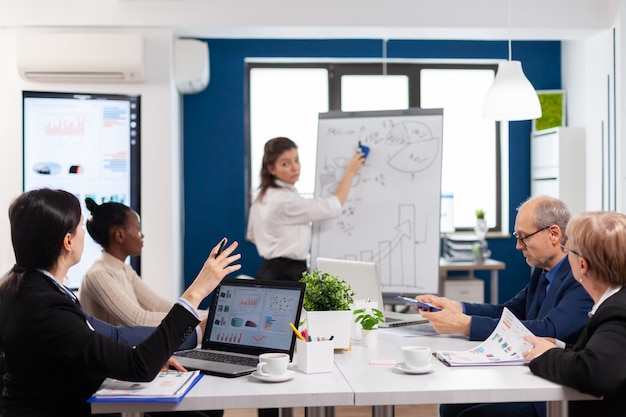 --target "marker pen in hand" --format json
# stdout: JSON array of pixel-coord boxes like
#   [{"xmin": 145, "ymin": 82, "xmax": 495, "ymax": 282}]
[
  {"xmin": 358, "ymin": 140, "xmax": 370, "ymax": 159},
  {"xmin": 215, "ymin": 238, "xmax": 227, "ymax": 258}
]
